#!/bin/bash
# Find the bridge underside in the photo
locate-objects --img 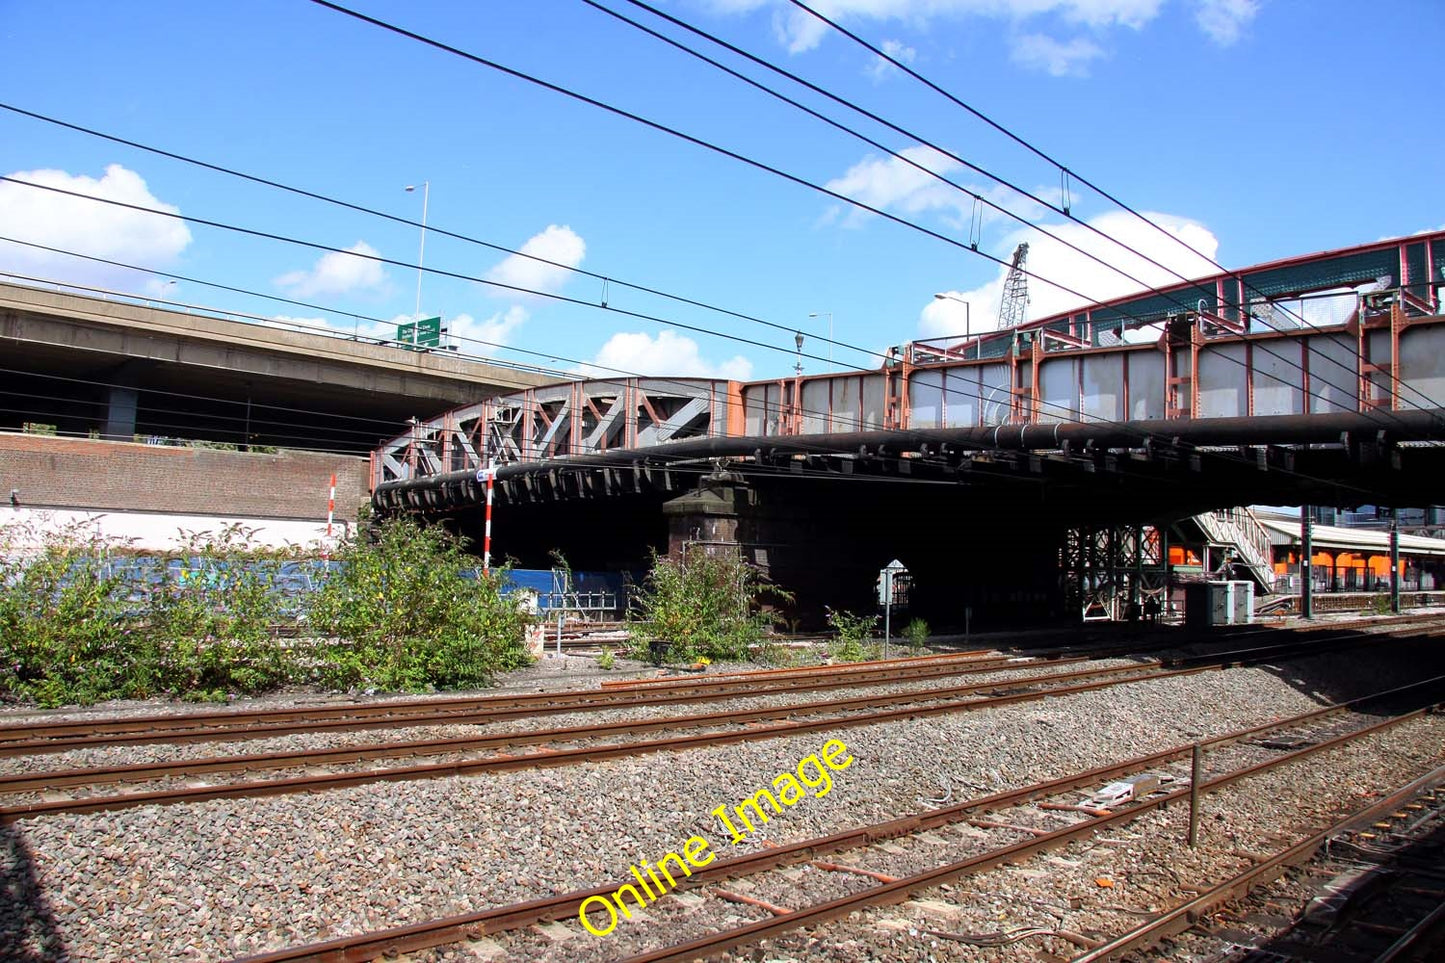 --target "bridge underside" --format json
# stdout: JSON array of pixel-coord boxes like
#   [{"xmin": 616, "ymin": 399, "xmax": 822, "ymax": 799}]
[{"xmin": 407, "ymin": 417, "xmax": 1445, "ymax": 628}]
